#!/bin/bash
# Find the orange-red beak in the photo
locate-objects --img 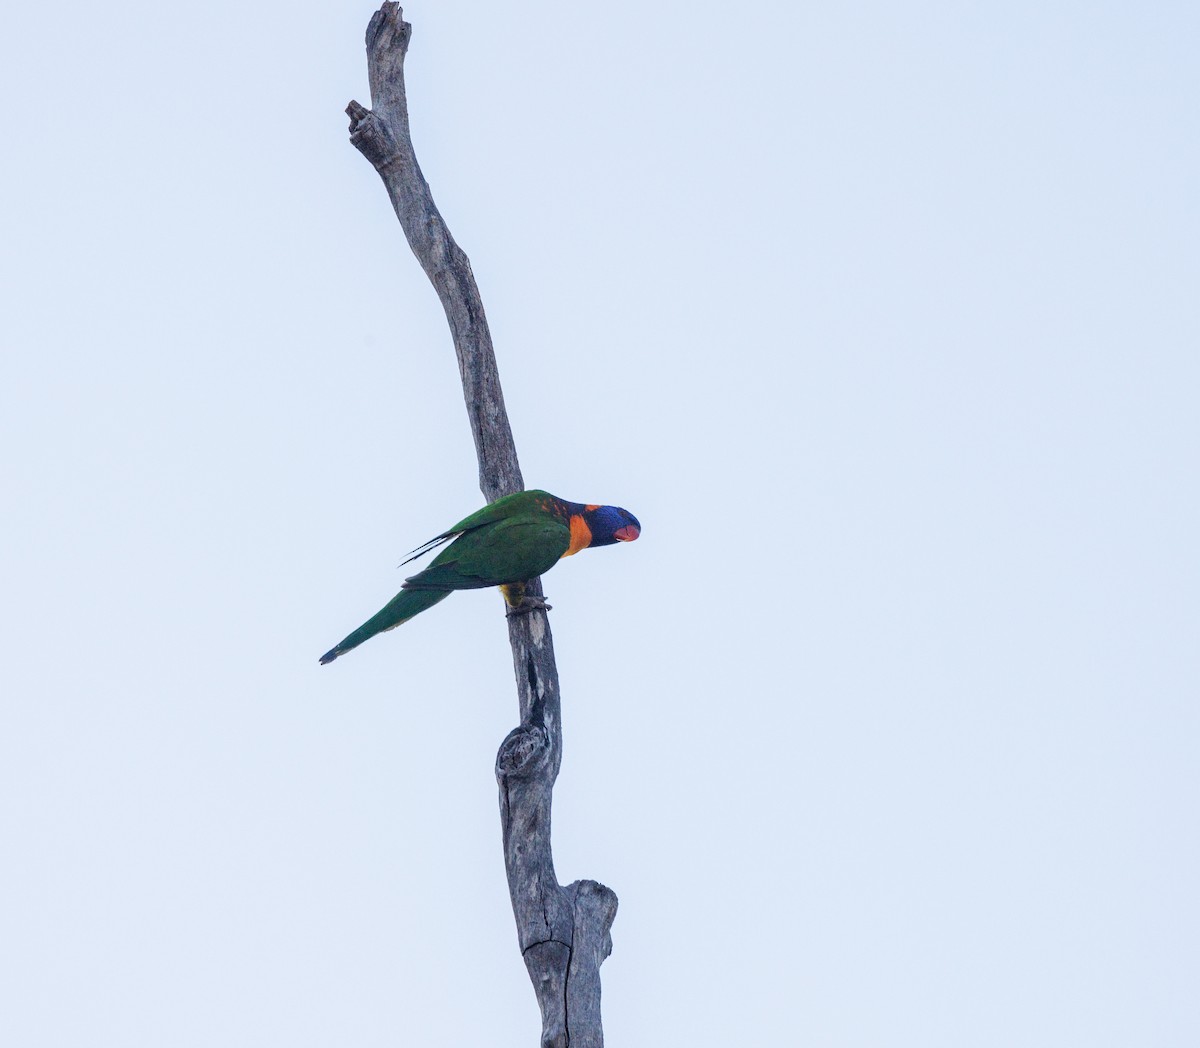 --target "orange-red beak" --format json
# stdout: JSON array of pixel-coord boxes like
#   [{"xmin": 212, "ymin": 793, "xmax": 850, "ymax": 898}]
[{"xmin": 613, "ymin": 524, "xmax": 640, "ymax": 542}]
